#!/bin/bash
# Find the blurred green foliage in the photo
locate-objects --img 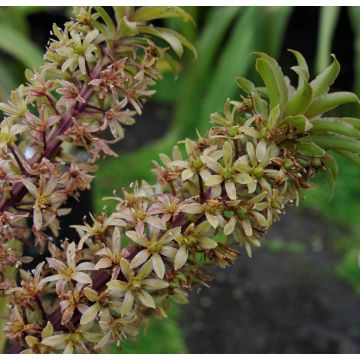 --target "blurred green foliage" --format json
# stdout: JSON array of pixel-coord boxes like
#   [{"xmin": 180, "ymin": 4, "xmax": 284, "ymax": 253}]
[{"xmin": 1, "ymin": 5, "xmax": 360, "ymax": 354}]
